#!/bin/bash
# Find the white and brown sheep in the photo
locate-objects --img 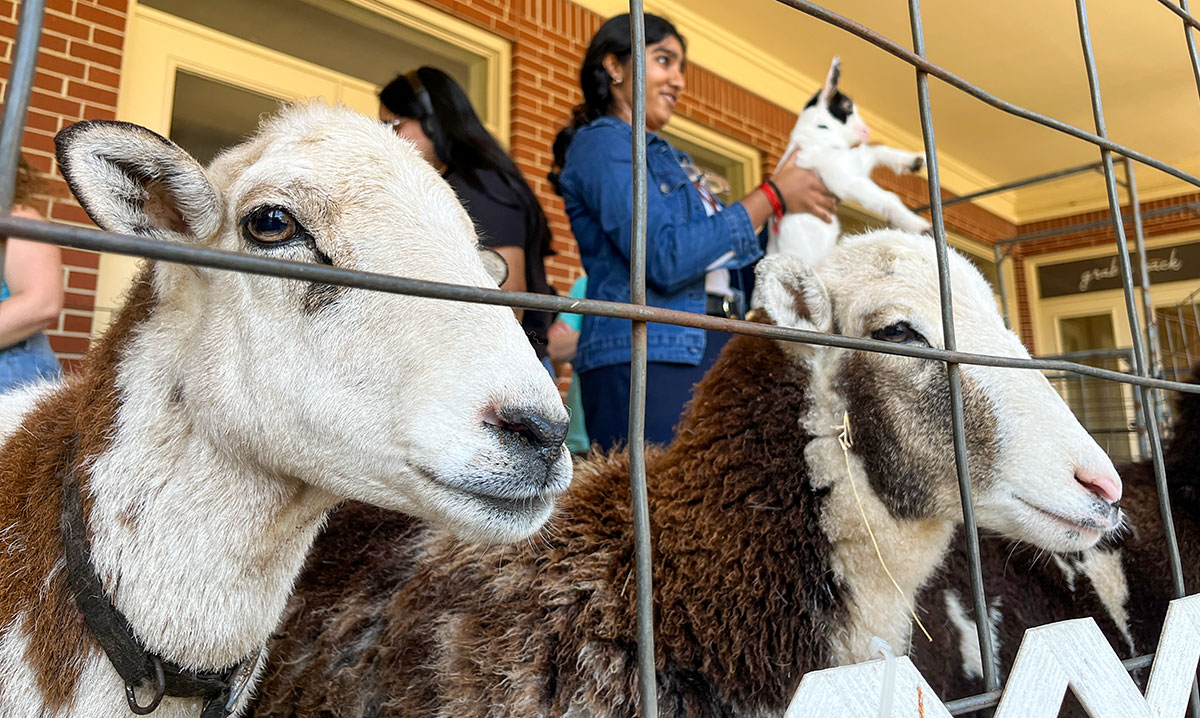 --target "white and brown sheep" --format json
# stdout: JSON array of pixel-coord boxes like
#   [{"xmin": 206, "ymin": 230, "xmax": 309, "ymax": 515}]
[
  {"xmin": 250, "ymin": 230, "xmax": 1123, "ymax": 718},
  {"xmin": 911, "ymin": 363, "xmax": 1200, "ymax": 716},
  {"xmin": 0, "ymin": 103, "xmax": 572, "ymax": 718}
]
